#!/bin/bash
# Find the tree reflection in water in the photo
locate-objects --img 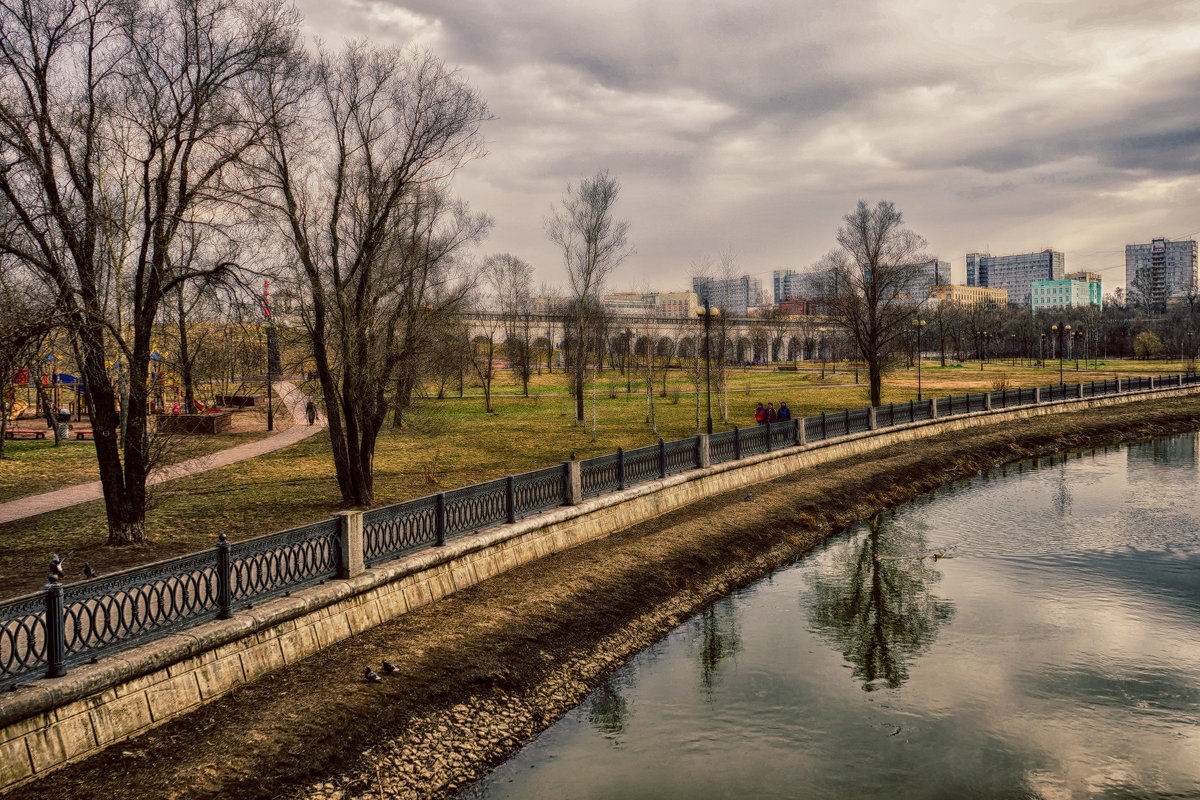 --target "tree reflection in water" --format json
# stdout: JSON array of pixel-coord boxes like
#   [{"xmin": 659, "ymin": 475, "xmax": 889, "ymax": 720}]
[
  {"xmin": 586, "ymin": 676, "xmax": 630, "ymax": 738},
  {"xmin": 810, "ymin": 514, "xmax": 955, "ymax": 691},
  {"xmin": 694, "ymin": 598, "xmax": 742, "ymax": 694}
]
